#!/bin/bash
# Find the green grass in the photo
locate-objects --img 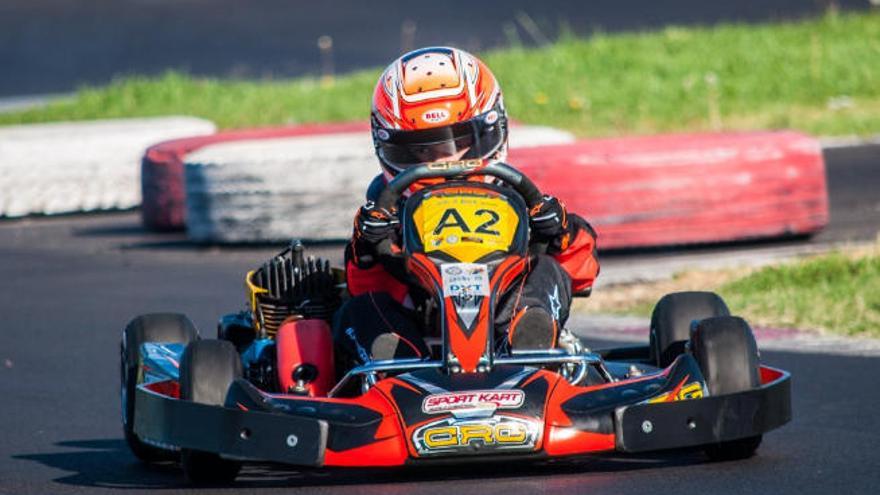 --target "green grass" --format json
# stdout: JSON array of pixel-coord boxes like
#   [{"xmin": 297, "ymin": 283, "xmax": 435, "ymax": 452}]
[
  {"xmin": 580, "ymin": 247, "xmax": 880, "ymax": 338},
  {"xmin": 2, "ymin": 11, "xmax": 879, "ymax": 136},
  {"xmin": 718, "ymin": 251, "xmax": 880, "ymax": 337}
]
